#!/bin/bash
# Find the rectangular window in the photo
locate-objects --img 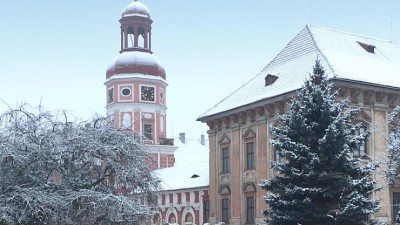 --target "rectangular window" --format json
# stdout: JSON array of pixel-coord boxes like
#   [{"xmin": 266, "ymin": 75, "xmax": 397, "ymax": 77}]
[
  {"xmin": 222, "ymin": 198, "xmax": 229, "ymax": 223},
  {"xmin": 246, "ymin": 197, "xmax": 255, "ymax": 224},
  {"xmin": 222, "ymin": 147, "xmax": 230, "ymax": 173},
  {"xmin": 393, "ymin": 192, "xmax": 400, "ymax": 223},
  {"xmin": 354, "ymin": 127, "xmax": 367, "ymax": 157},
  {"xmin": 107, "ymin": 87, "xmax": 114, "ymax": 104},
  {"xmin": 143, "ymin": 124, "xmax": 152, "ymax": 140},
  {"xmin": 274, "ymin": 149, "xmax": 281, "ymax": 162},
  {"xmin": 246, "ymin": 142, "xmax": 255, "ymax": 169},
  {"xmin": 204, "ymin": 200, "xmax": 209, "ymax": 223}
]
